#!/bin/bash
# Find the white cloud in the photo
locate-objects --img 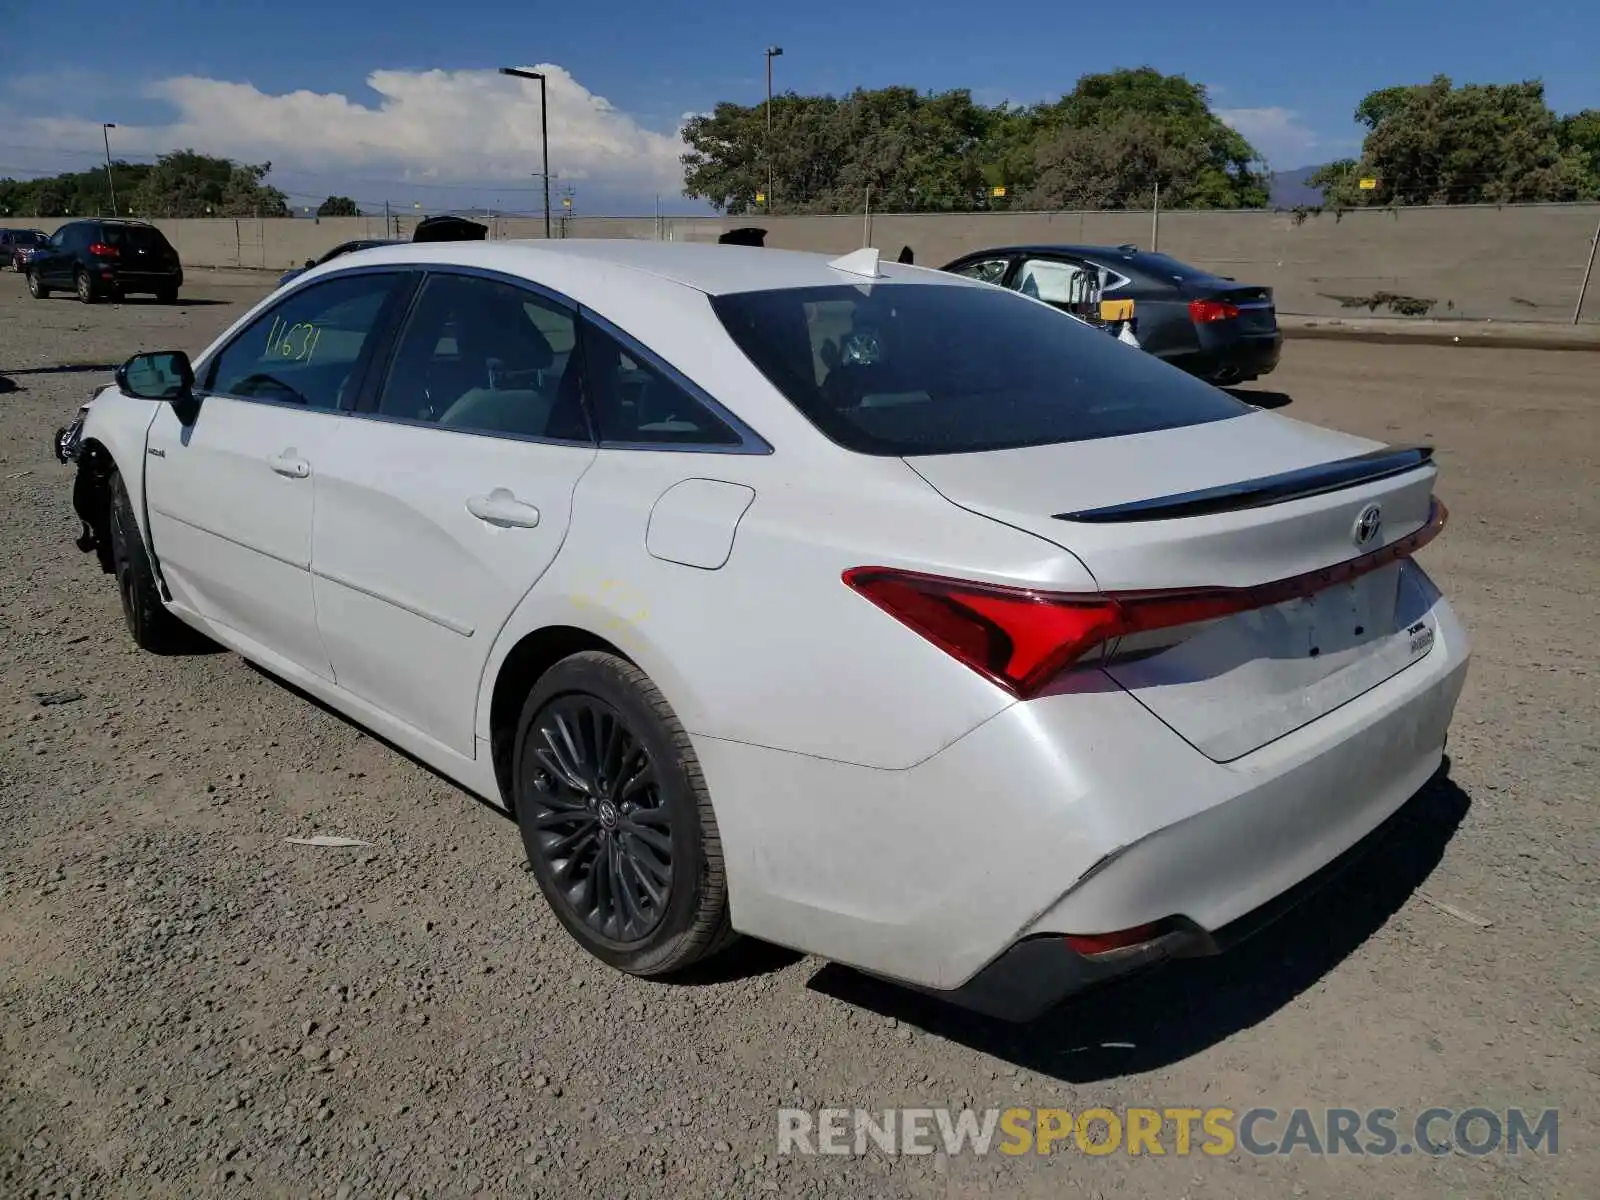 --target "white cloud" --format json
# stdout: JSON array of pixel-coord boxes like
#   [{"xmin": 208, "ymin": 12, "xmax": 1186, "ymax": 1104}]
[
  {"xmin": 7, "ymin": 64, "xmax": 688, "ymax": 196},
  {"xmin": 1216, "ymin": 106, "xmax": 1323, "ymax": 168}
]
